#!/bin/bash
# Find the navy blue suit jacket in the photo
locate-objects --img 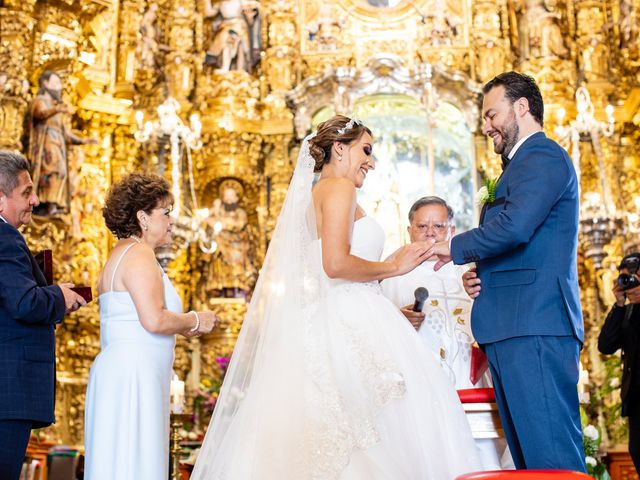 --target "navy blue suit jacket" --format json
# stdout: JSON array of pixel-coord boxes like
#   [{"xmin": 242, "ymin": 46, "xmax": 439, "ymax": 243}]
[
  {"xmin": 451, "ymin": 132, "xmax": 584, "ymax": 345},
  {"xmin": 0, "ymin": 220, "xmax": 65, "ymax": 427}
]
